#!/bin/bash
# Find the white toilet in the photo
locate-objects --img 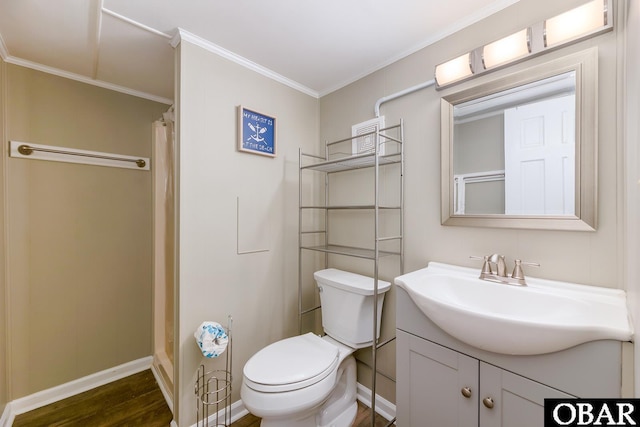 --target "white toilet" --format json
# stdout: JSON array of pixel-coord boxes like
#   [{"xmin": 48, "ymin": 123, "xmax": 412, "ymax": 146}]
[{"xmin": 241, "ymin": 268, "xmax": 391, "ymax": 427}]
